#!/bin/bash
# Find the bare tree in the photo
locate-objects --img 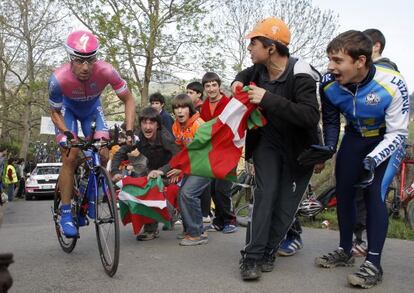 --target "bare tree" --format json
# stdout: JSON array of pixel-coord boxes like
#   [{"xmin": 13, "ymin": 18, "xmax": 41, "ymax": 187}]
[
  {"xmin": 211, "ymin": 0, "xmax": 338, "ymax": 80},
  {"xmin": 64, "ymin": 0, "xmax": 217, "ymax": 106},
  {"xmin": 0, "ymin": 0, "xmax": 67, "ymax": 159}
]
